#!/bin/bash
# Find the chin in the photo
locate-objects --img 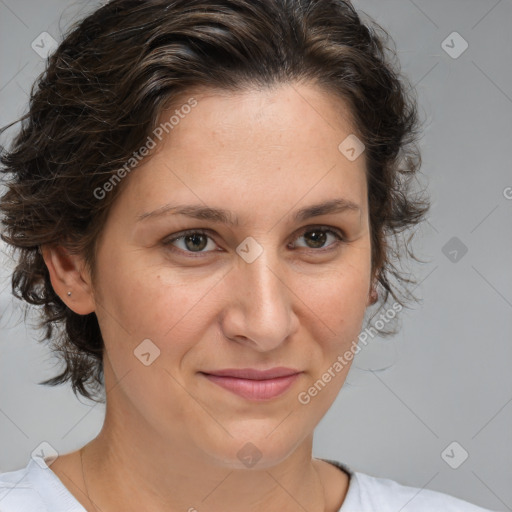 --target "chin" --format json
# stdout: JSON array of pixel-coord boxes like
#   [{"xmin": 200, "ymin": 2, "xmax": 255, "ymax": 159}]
[{"xmin": 200, "ymin": 422, "xmax": 307, "ymax": 471}]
